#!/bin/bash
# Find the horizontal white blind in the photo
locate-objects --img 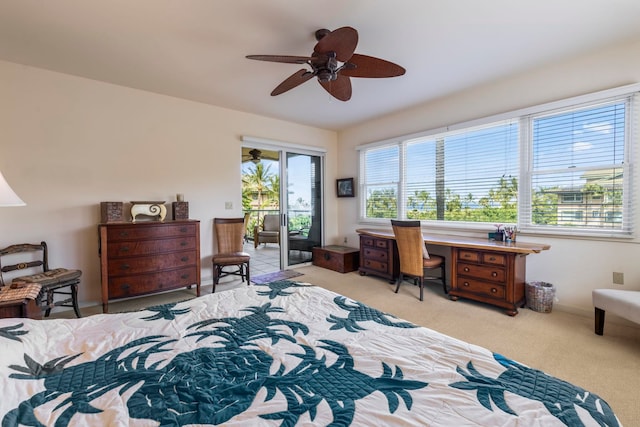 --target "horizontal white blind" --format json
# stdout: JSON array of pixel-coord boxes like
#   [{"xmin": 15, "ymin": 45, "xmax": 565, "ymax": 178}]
[
  {"xmin": 400, "ymin": 120, "xmax": 519, "ymax": 223},
  {"xmin": 524, "ymin": 96, "xmax": 633, "ymax": 235},
  {"xmin": 360, "ymin": 144, "xmax": 399, "ymax": 219}
]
